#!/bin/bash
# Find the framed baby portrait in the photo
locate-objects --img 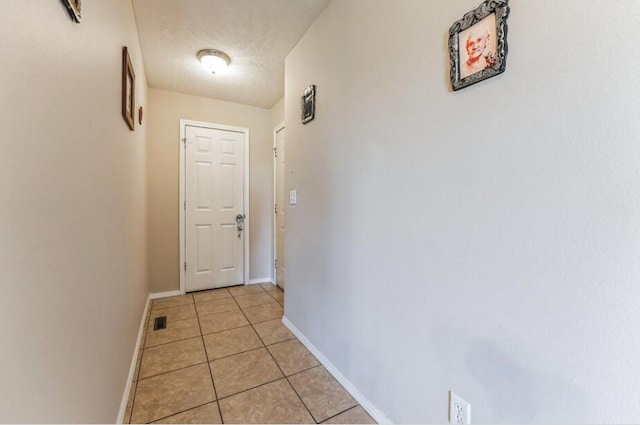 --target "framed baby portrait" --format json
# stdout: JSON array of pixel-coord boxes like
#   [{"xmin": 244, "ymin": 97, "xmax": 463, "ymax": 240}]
[{"xmin": 449, "ymin": 0, "xmax": 510, "ymax": 91}]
